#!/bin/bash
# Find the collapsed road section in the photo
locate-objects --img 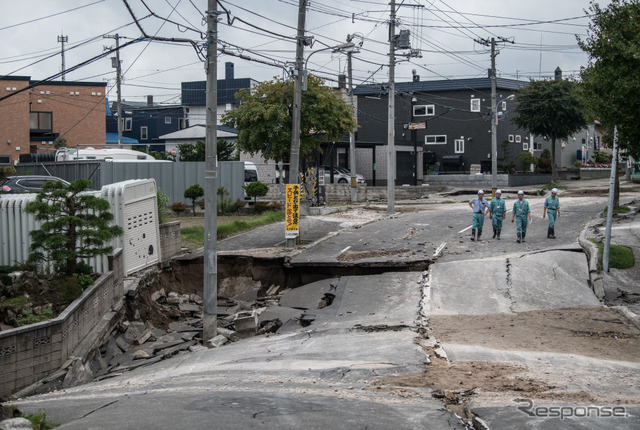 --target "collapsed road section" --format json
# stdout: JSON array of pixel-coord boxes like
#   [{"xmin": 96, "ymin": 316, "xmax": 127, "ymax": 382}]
[{"xmin": 17, "ymin": 251, "xmax": 432, "ymax": 396}]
